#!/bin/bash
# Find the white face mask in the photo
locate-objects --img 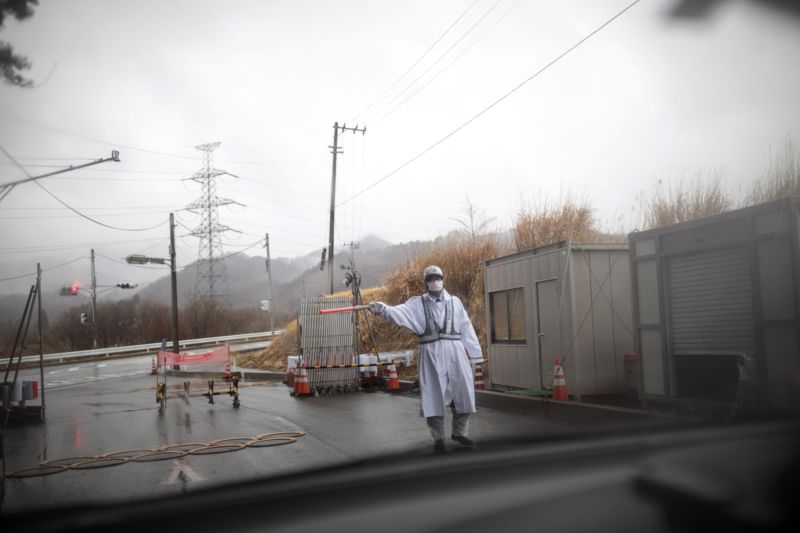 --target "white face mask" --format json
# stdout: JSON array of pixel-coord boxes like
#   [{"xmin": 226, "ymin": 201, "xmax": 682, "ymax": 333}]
[{"xmin": 426, "ymin": 280, "xmax": 444, "ymax": 293}]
